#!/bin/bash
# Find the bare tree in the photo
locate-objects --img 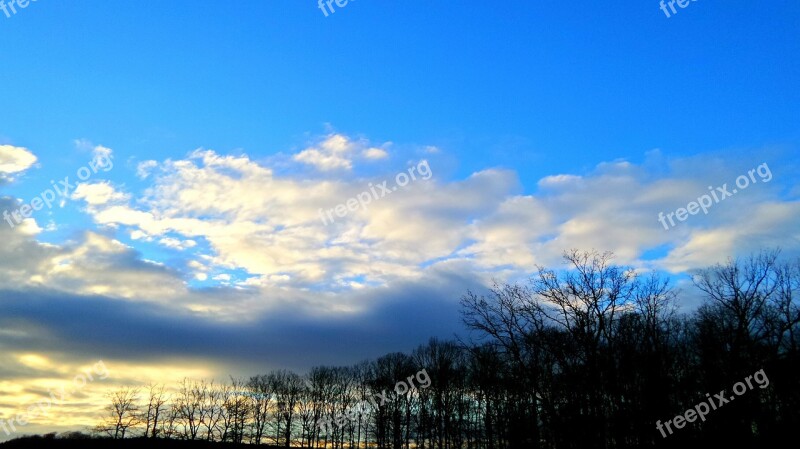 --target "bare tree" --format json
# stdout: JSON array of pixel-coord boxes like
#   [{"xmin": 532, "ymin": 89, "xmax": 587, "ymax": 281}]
[
  {"xmin": 174, "ymin": 378, "xmax": 203, "ymax": 440},
  {"xmin": 160, "ymin": 403, "xmax": 181, "ymax": 440},
  {"xmin": 533, "ymin": 249, "xmax": 637, "ymax": 354},
  {"xmin": 142, "ymin": 383, "xmax": 169, "ymax": 438},
  {"xmin": 460, "ymin": 280, "xmax": 545, "ymax": 449},
  {"xmin": 633, "ymin": 271, "xmax": 679, "ymax": 352},
  {"xmin": 218, "ymin": 378, "xmax": 250, "ymax": 443},
  {"xmin": 271, "ymin": 370, "xmax": 304, "ymax": 448},
  {"xmin": 94, "ymin": 387, "xmax": 141, "ymax": 439},
  {"xmin": 247, "ymin": 374, "xmax": 275, "ymax": 445},
  {"xmin": 692, "ymin": 250, "xmax": 800, "ymax": 367},
  {"xmin": 200, "ymin": 380, "xmax": 225, "ymax": 442}
]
